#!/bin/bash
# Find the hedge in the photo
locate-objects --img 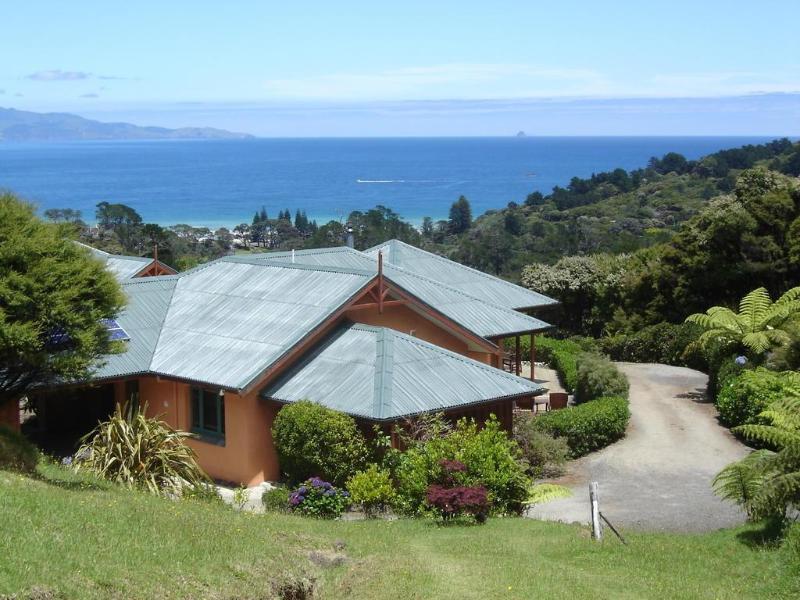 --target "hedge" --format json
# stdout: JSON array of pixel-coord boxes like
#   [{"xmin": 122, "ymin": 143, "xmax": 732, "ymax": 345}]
[
  {"xmin": 532, "ymin": 396, "xmax": 630, "ymax": 457},
  {"xmin": 534, "ymin": 336, "xmax": 582, "ymax": 393},
  {"xmin": 599, "ymin": 322, "xmax": 705, "ymax": 369},
  {"xmin": 715, "ymin": 368, "xmax": 794, "ymax": 428},
  {"xmin": 574, "ymin": 352, "xmax": 629, "ymax": 403}
]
